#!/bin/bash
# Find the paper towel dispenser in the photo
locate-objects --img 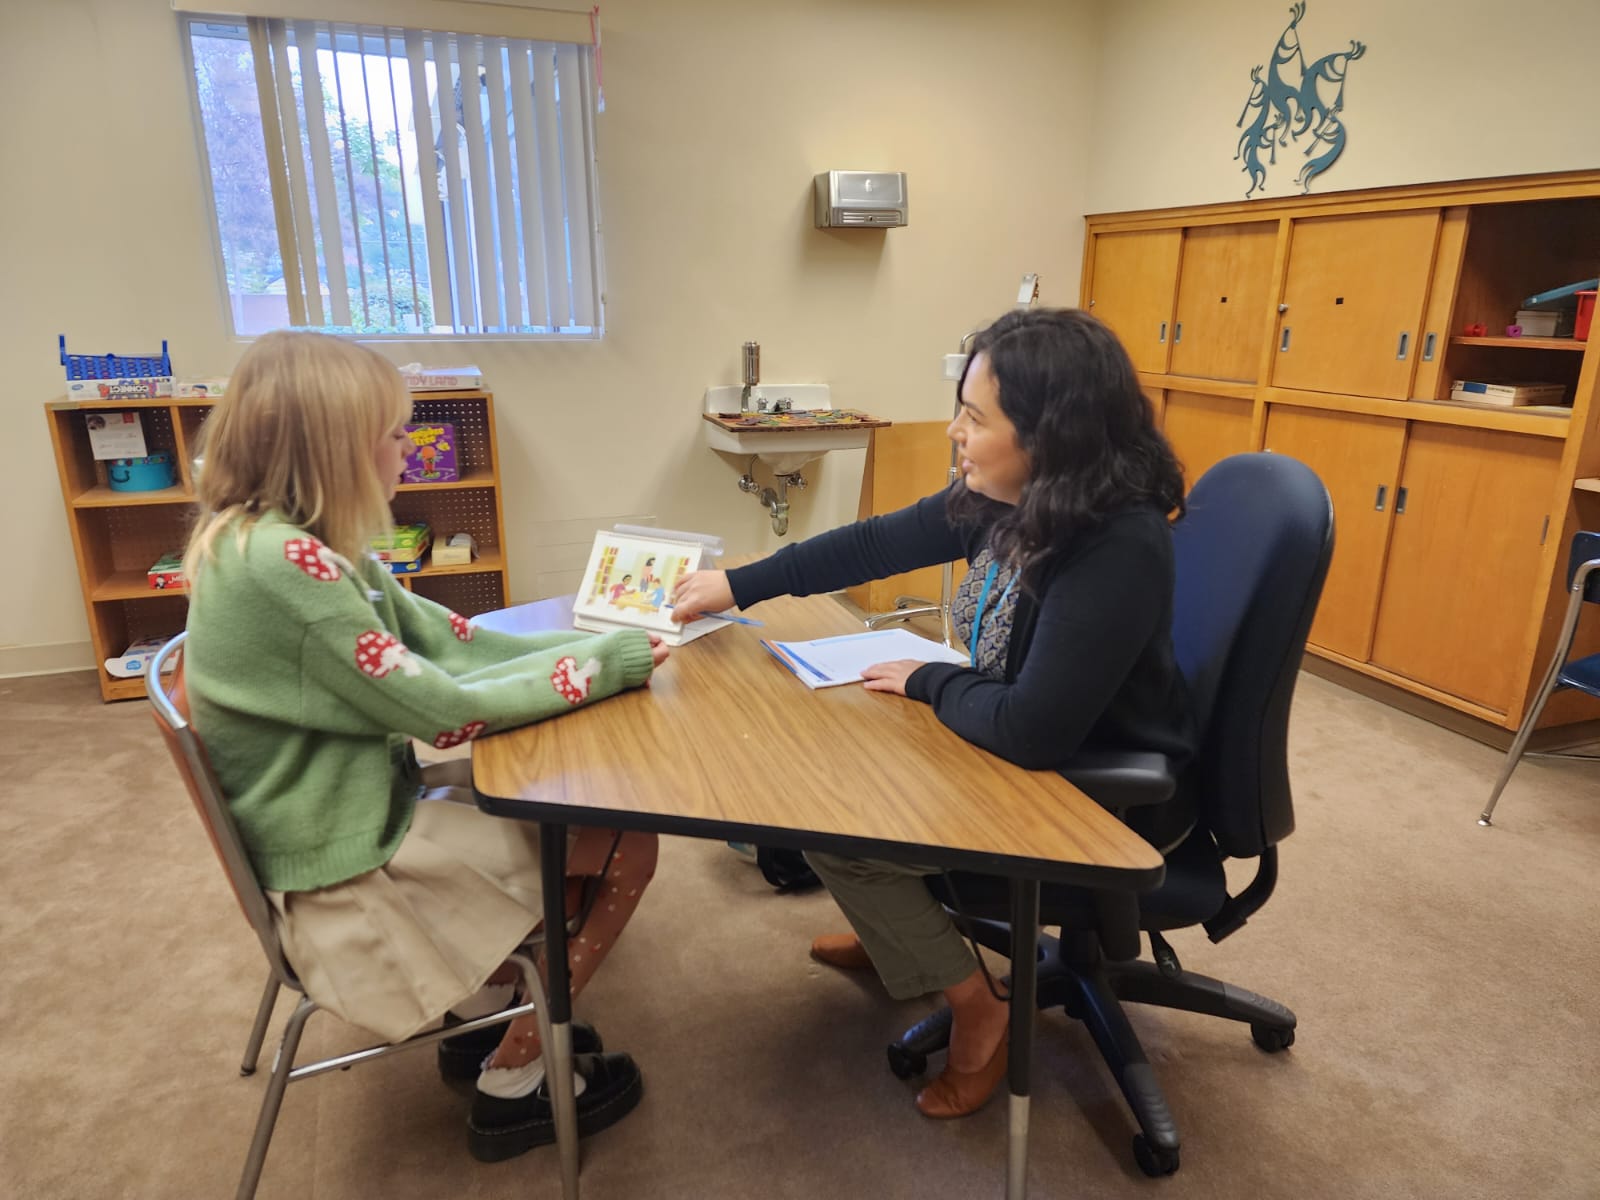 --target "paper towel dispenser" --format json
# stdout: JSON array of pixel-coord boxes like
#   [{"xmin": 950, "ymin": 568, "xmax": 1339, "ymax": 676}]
[{"xmin": 814, "ymin": 171, "xmax": 908, "ymax": 228}]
